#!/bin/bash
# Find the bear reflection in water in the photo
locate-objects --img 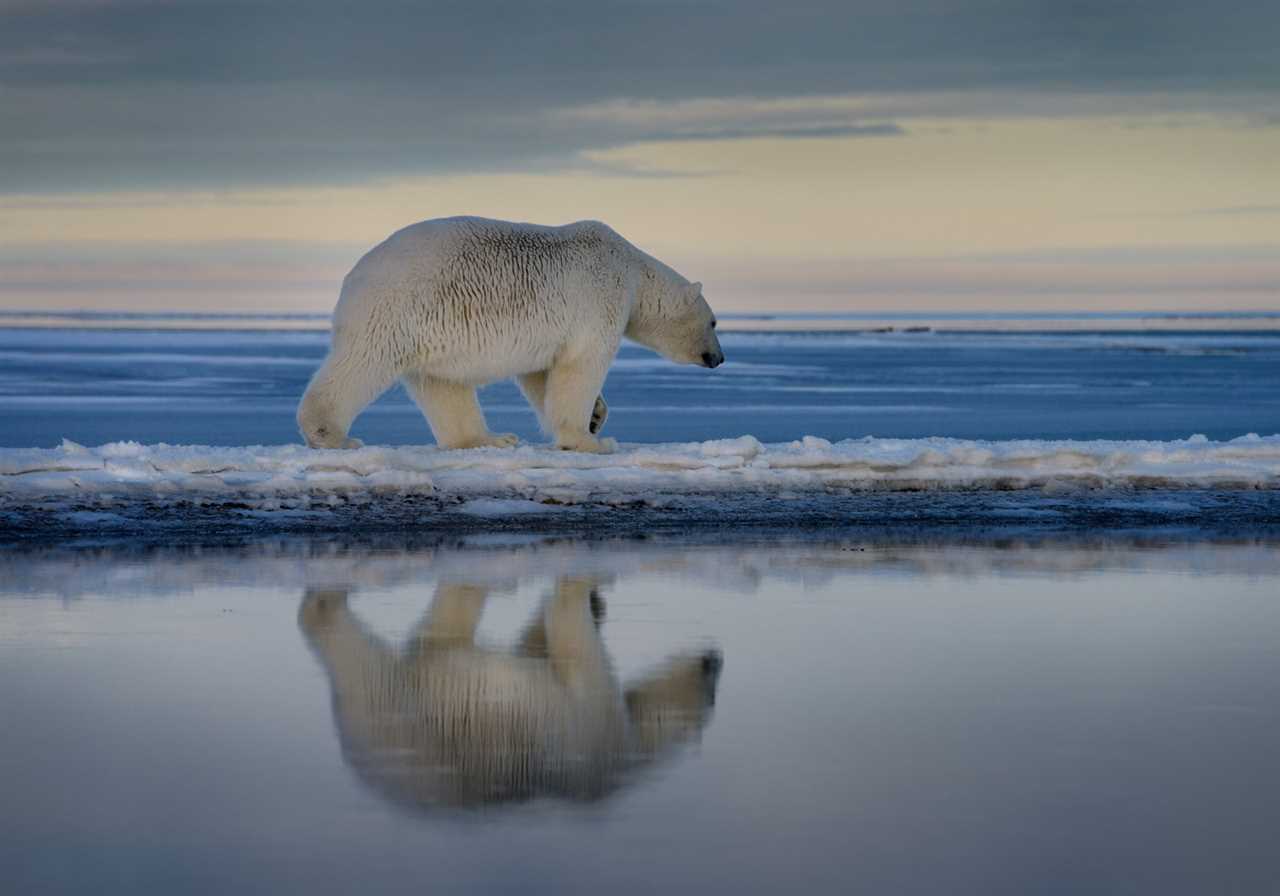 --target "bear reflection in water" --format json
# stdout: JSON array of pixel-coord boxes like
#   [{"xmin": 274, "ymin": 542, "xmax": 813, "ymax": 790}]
[{"xmin": 299, "ymin": 577, "xmax": 721, "ymax": 809}]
